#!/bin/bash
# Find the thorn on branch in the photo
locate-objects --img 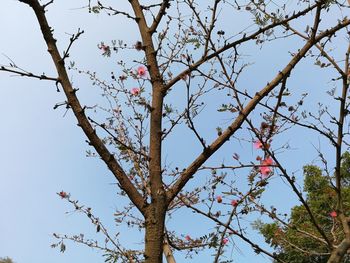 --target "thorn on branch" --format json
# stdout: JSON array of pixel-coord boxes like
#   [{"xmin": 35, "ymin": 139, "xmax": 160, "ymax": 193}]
[
  {"xmin": 70, "ymin": 88, "xmax": 79, "ymax": 94},
  {"xmin": 77, "ymin": 107, "xmax": 85, "ymax": 115}
]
